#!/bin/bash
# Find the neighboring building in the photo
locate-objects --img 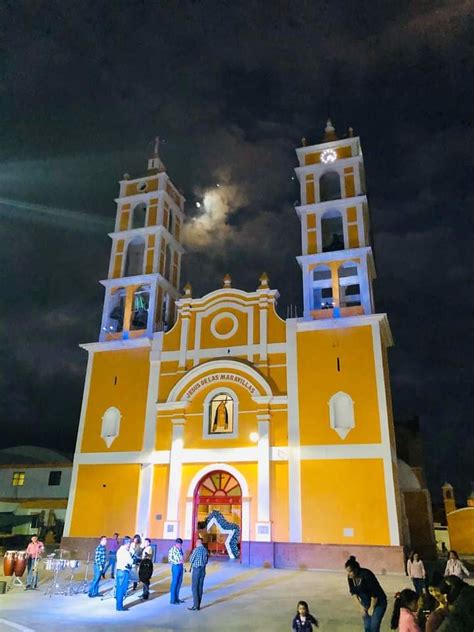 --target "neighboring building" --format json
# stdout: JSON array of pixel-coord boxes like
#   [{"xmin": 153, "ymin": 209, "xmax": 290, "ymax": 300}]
[
  {"xmin": 63, "ymin": 122, "xmax": 406, "ymax": 571},
  {"xmin": 442, "ymin": 482, "xmax": 474, "ymax": 555},
  {"xmin": 0, "ymin": 446, "xmax": 72, "ymax": 543},
  {"xmin": 395, "ymin": 416, "xmax": 436, "ymax": 558}
]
